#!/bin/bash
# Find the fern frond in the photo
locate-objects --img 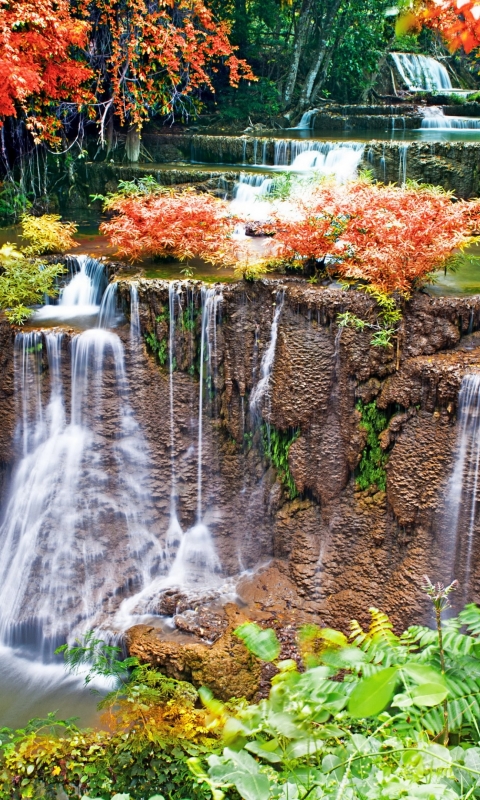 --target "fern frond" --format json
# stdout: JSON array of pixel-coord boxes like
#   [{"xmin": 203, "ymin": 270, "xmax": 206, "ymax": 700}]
[{"xmin": 459, "ymin": 604, "xmax": 480, "ymax": 637}]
